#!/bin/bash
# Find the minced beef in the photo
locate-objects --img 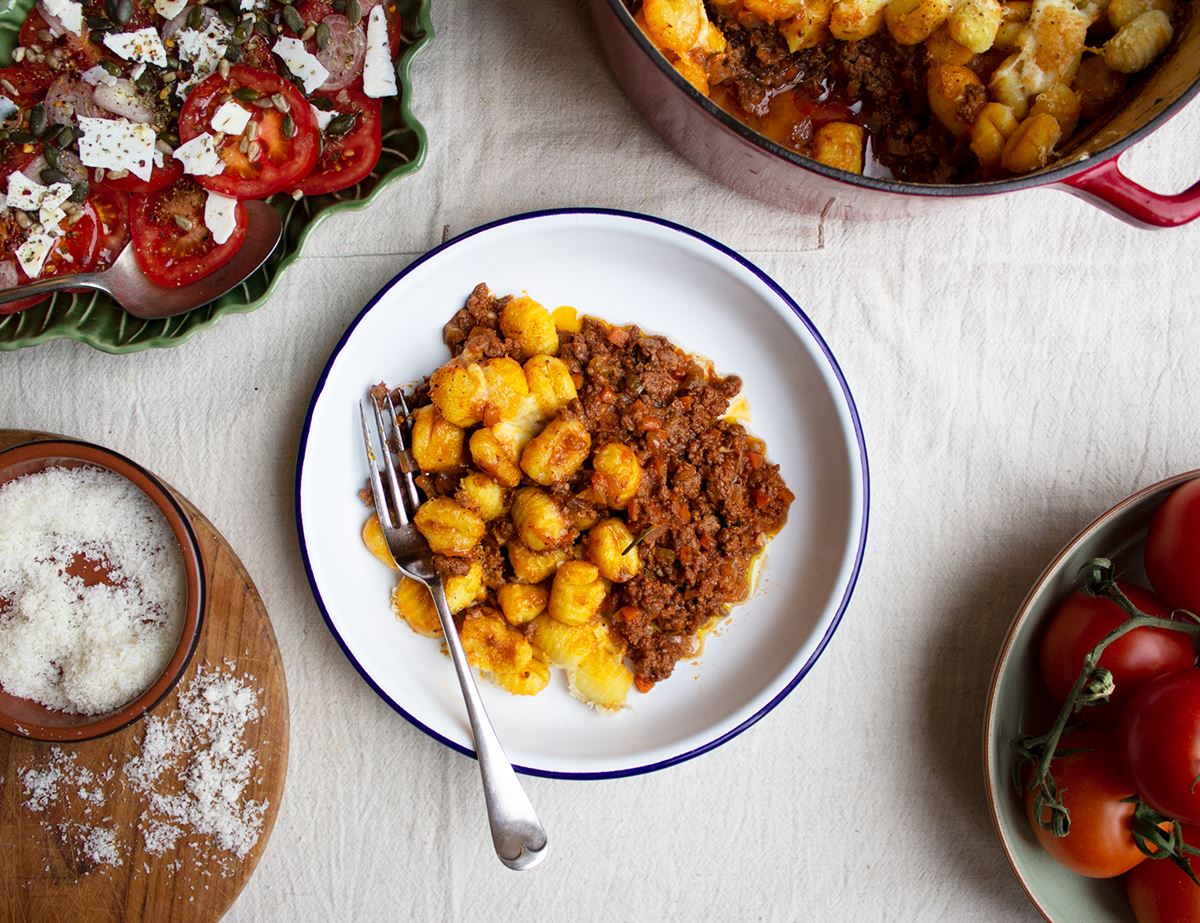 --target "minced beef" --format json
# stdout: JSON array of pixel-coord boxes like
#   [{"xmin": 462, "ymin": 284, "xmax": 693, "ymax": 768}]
[{"xmin": 428, "ymin": 283, "xmax": 794, "ymax": 686}]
